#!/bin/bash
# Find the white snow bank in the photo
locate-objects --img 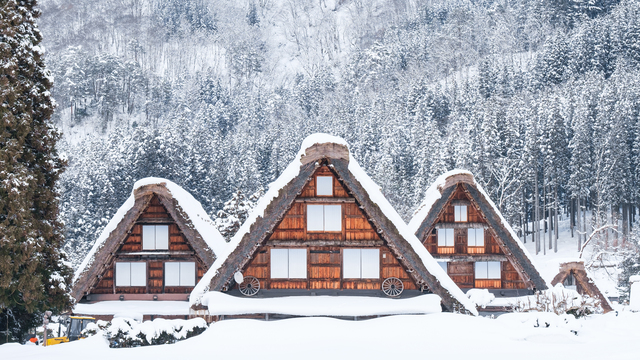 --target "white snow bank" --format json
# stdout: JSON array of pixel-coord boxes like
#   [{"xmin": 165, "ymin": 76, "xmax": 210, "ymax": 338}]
[
  {"xmin": 487, "ymin": 284, "xmax": 603, "ymax": 314},
  {"xmin": 466, "ymin": 289, "xmax": 495, "ymax": 308},
  {"xmin": 203, "ymin": 292, "xmax": 442, "ymax": 316},
  {"xmin": 630, "ymin": 279, "xmax": 640, "ymax": 311},
  {"xmin": 74, "ymin": 301, "xmax": 191, "ymax": 316},
  {"xmin": 191, "ymin": 134, "xmax": 478, "ymax": 316},
  {"xmin": 497, "ymin": 312, "xmax": 581, "ymax": 333},
  {"xmin": 74, "ymin": 177, "xmax": 226, "ymax": 283},
  {"xmin": 5, "ymin": 312, "xmax": 640, "ymax": 360}
]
